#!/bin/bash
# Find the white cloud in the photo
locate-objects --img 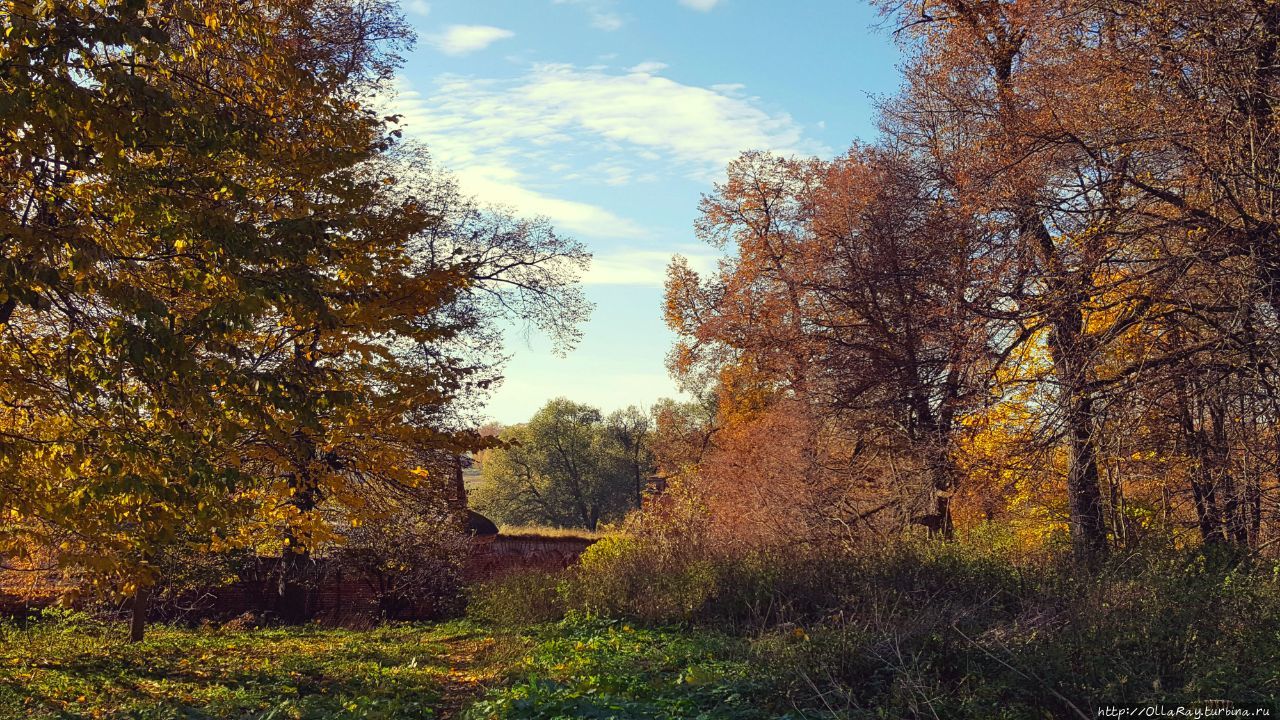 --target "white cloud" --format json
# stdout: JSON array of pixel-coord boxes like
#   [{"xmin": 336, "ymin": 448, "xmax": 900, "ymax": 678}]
[
  {"xmin": 405, "ymin": 0, "xmax": 430, "ymax": 15},
  {"xmin": 627, "ymin": 61, "xmax": 668, "ymax": 74},
  {"xmin": 391, "ymin": 64, "xmax": 821, "ymax": 173},
  {"xmin": 679, "ymin": 0, "xmax": 723, "ymax": 11},
  {"xmin": 528, "ymin": 64, "xmax": 821, "ymax": 170},
  {"xmin": 383, "ymin": 82, "xmax": 646, "ymax": 237},
  {"xmin": 586, "ymin": 249, "xmax": 719, "ymax": 285},
  {"xmin": 457, "ymin": 166, "xmax": 647, "ymax": 239},
  {"xmin": 381, "ymin": 65, "xmax": 824, "ymax": 238},
  {"xmin": 427, "ymin": 25, "xmax": 514, "ymax": 55},
  {"xmin": 554, "ymin": 0, "xmax": 624, "ymax": 31}
]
